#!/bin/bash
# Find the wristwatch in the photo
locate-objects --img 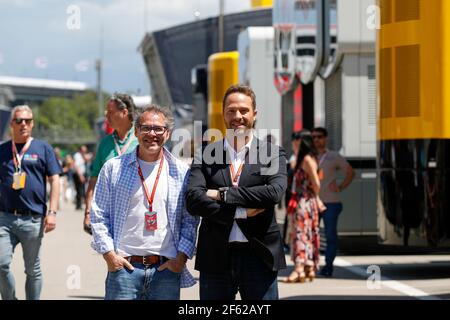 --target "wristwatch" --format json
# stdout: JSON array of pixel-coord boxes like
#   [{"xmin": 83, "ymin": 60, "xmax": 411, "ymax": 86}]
[
  {"xmin": 47, "ymin": 210, "xmax": 57, "ymax": 216},
  {"xmin": 219, "ymin": 187, "xmax": 229, "ymax": 202}
]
